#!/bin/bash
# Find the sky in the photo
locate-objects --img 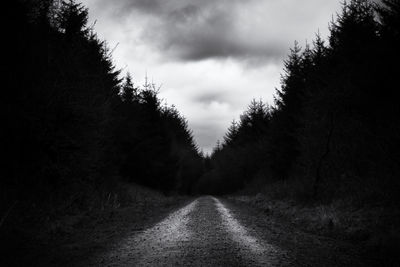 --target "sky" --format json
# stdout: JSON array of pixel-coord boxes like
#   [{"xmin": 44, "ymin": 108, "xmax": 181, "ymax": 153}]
[{"xmin": 81, "ymin": 0, "xmax": 343, "ymax": 154}]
